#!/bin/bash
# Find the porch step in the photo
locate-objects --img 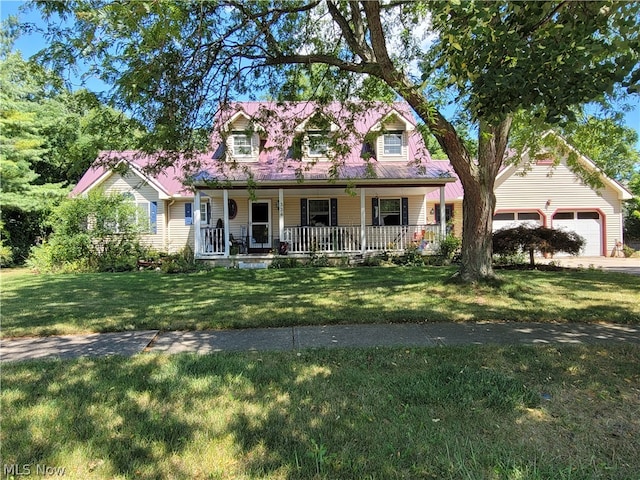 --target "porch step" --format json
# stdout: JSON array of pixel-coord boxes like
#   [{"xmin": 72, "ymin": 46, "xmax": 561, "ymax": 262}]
[{"xmin": 238, "ymin": 261, "xmax": 268, "ymax": 270}]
